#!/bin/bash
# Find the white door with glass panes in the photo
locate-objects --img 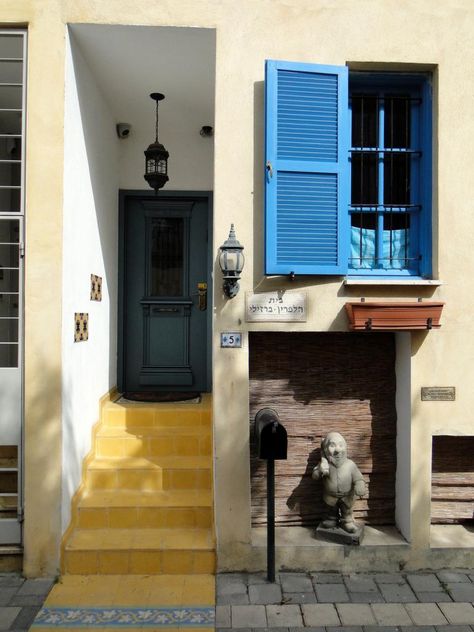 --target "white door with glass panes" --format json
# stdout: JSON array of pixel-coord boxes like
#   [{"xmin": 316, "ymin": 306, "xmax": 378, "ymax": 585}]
[{"xmin": 0, "ymin": 31, "xmax": 26, "ymax": 545}]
